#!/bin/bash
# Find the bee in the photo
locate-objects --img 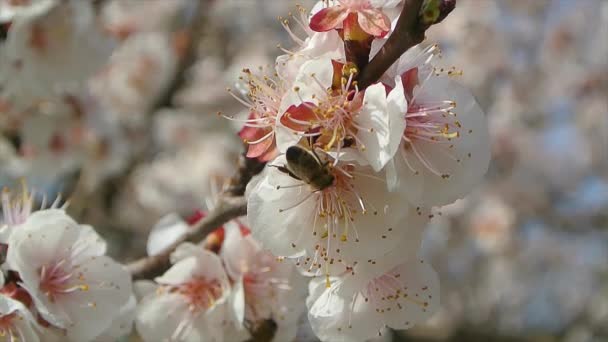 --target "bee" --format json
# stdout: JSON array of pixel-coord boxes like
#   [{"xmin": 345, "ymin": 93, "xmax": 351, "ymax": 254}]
[{"xmin": 277, "ymin": 145, "xmax": 335, "ymax": 191}]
